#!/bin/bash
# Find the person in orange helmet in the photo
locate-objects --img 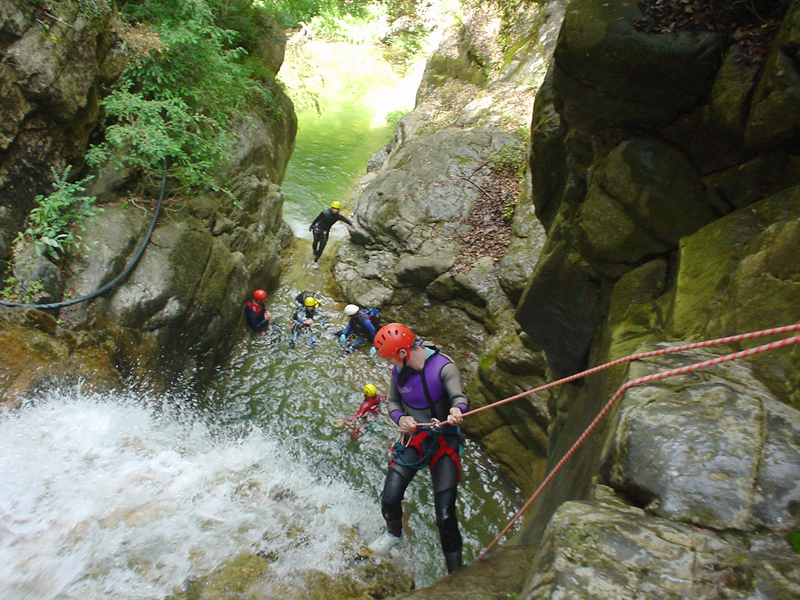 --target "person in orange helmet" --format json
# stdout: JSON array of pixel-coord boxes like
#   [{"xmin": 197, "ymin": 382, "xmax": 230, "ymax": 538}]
[
  {"xmin": 366, "ymin": 323, "xmax": 467, "ymax": 574},
  {"xmin": 245, "ymin": 289, "xmax": 272, "ymax": 336}
]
